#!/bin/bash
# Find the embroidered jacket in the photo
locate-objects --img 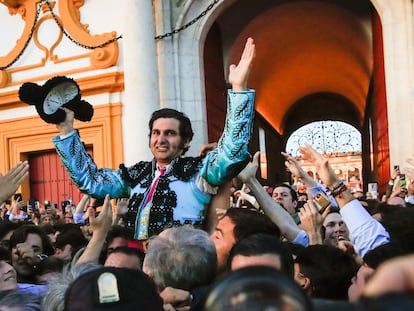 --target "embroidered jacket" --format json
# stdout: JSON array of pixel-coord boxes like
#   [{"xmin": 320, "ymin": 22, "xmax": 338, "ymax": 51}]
[{"xmin": 53, "ymin": 89, "xmax": 255, "ymax": 239}]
